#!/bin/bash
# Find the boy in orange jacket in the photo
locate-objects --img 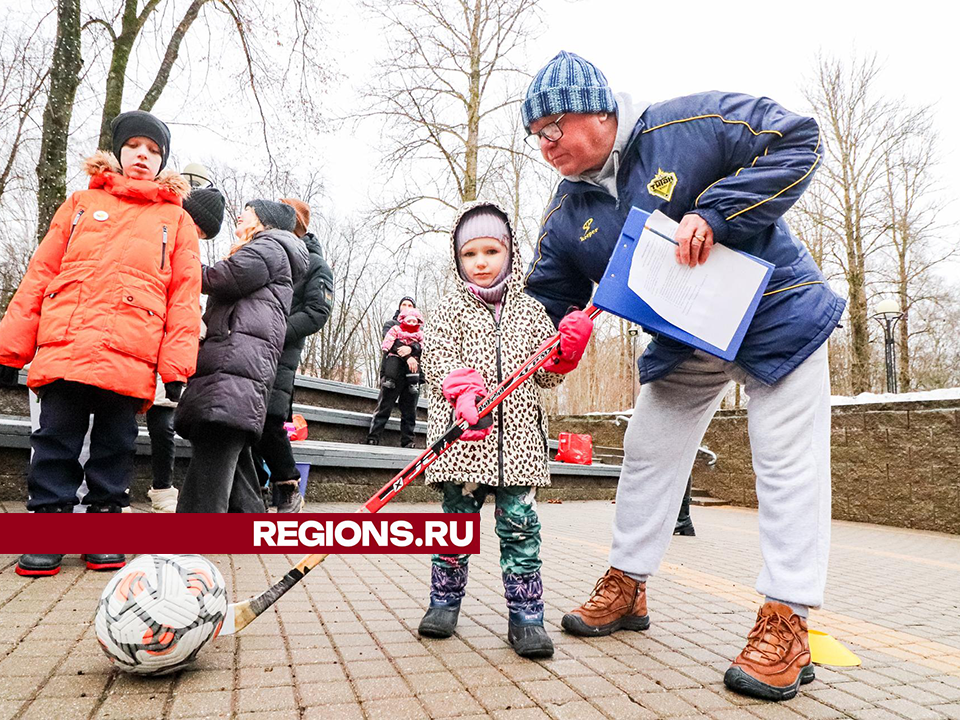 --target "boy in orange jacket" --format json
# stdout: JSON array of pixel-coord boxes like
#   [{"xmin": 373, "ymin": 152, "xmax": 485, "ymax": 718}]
[{"xmin": 0, "ymin": 110, "xmax": 201, "ymax": 576}]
